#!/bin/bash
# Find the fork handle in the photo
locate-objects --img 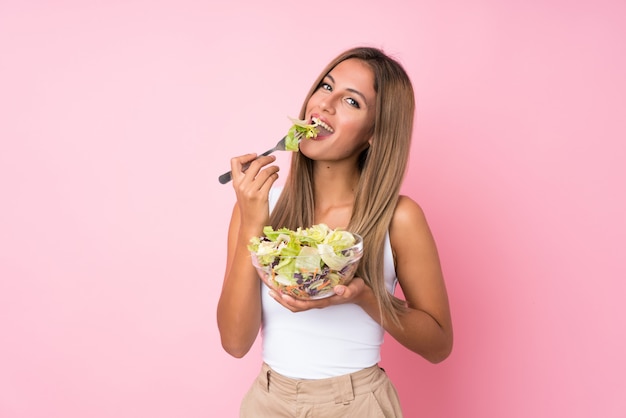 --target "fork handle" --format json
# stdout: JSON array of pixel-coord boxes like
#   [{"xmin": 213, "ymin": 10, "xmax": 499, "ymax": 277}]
[
  {"xmin": 218, "ymin": 171, "xmax": 234, "ymax": 184},
  {"xmin": 217, "ymin": 148, "xmax": 276, "ymax": 184}
]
